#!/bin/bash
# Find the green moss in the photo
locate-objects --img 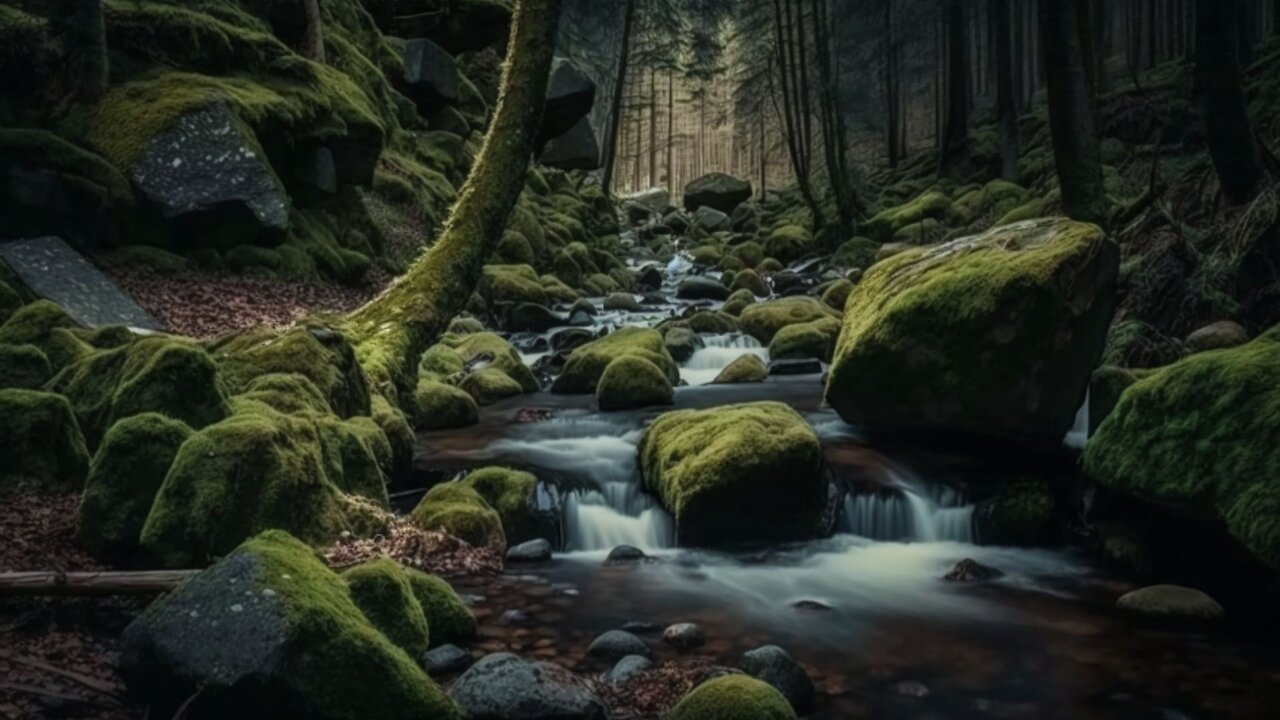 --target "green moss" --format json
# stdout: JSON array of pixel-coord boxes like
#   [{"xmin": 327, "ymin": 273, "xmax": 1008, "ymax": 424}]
[
  {"xmin": 866, "ymin": 191, "xmax": 952, "ymax": 242},
  {"xmin": 596, "ymin": 355, "xmax": 674, "ymax": 411},
  {"xmin": 1102, "ymin": 319, "xmax": 1186, "ymax": 368},
  {"xmin": 0, "ymin": 389, "xmax": 90, "ymax": 492},
  {"xmin": 730, "ymin": 269, "xmax": 769, "ymax": 297},
  {"xmin": 638, "ymin": 402, "xmax": 827, "ymax": 545},
  {"xmin": 0, "ymin": 300, "xmax": 81, "ymax": 371},
  {"xmin": 821, "ymin": 279, "xmax": 855, "ymax": 312},
  {"xmin": 0, "ymin": 280, "xmax": 23, "ymax": 325},
  {"xmin": 977, "ymin": 480, "xmax": 1057, "ymax": 545},
  {"xmin": 826, "ymin": 219, "xmax": 1116, "ymax": 441},
  {"xmin": 403, "ymin": 569, "xmax": 477, "ymax": 648},
  {"xmin": 370, "ymin": 393, "xmax": 414, "ymax": 477},
  {"xmin": 459, "ymin": 367, "xmax": 522, "ymax": 405},
  {"xmin": 712, "ymin": 354, "xmax": 768, "ymax": 384},
  {"xmin": 731, "ymin": 241, "xmax": 765, "ymax": 269},
  {"xmin": 85, "ymin": 325, "xmax": 136, "ymax": 349},
  {"xmin": 951, "ymin": 179, "xmax": 1028, "ymax": 225},
  {"xmin": 215, "ymin": 327, "xmax": 371, "ymax": 418},
  {"xmin": 757, "ymin": 258, "xmax": 783, "ymax": 273},
  {"xmin": 739, "ymin": 297, "xmax": 838, "ymax": 344},
  {"xmin": 686, "ymin": 311, "xmax": 740, "ymax": 335},
  {"xmin": 414, "ymin": 379, "xmax": 480, "ymax": 428},
  {"xmin": 0, "ymin": 128, "xmax": 135, "ymax": 207},
  {"xmin": 690, "ymin": 245, "xmax": 723, "ymax": 265},
  {"xmin": 668, "ymin": 674, "xmax": 797, "ymax": 720},
  {"xmin": 344, "ymin": 558, "xmax": 430, "ymax": 657},
  {"xmin": 0, "ymin": 344, "xmax": 52, "ymax": 390},
  {"xmin": 763, "ymin": 225, "xmax": 812, "ymax": 264},
  {"xmin": 994, "ymin": 196, "xmax": 1052, "ymax": 227},
  {"xmin": 769, "ymin": 316, "xmax": 841, "ymax": 362},
  {"xmin": 552, "ymin": 327, "xmax": 679, "ymax": 394},
  {"xmin": 832, "ymin": 237, "xmax": 878, "ymax": 270},
  {"xmin": 1085, "ymin": 329, "xmax": 1280, "ymax": 569},
  {"xmin": 722, "ymin": 289, "xmax": 757, "ymax": 317},
  {"xmin": 451, "ymin": 332, "xmax": 538, "ymax": 392},
  {"xmin": 410, "ymin": 482, "xmax": 505, "ymax": 553},
  {"xmin": 891, "ymin": 218, "xmax": 946, "ymax": 245},
  {"xmin": 462, "ymin": 466, "xmax": 541, "ymax": 546},
  {"xmin": 446, "ymin": 316, "xmax": 485, "ymax": 335},
  {"xmin": 495, "ymin": 230, "xmax": 535, "ymax": 266},
  {"xmin": 482, "ymin": 264, "xmax": 549, "ymax": 305},
  {"xmin": 78, "ymin": 413, "xmax": 192, "ymax": 561},
  {"xmin": 237, "ymin": 373, "xmax": 331, "ymax": 415}
]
